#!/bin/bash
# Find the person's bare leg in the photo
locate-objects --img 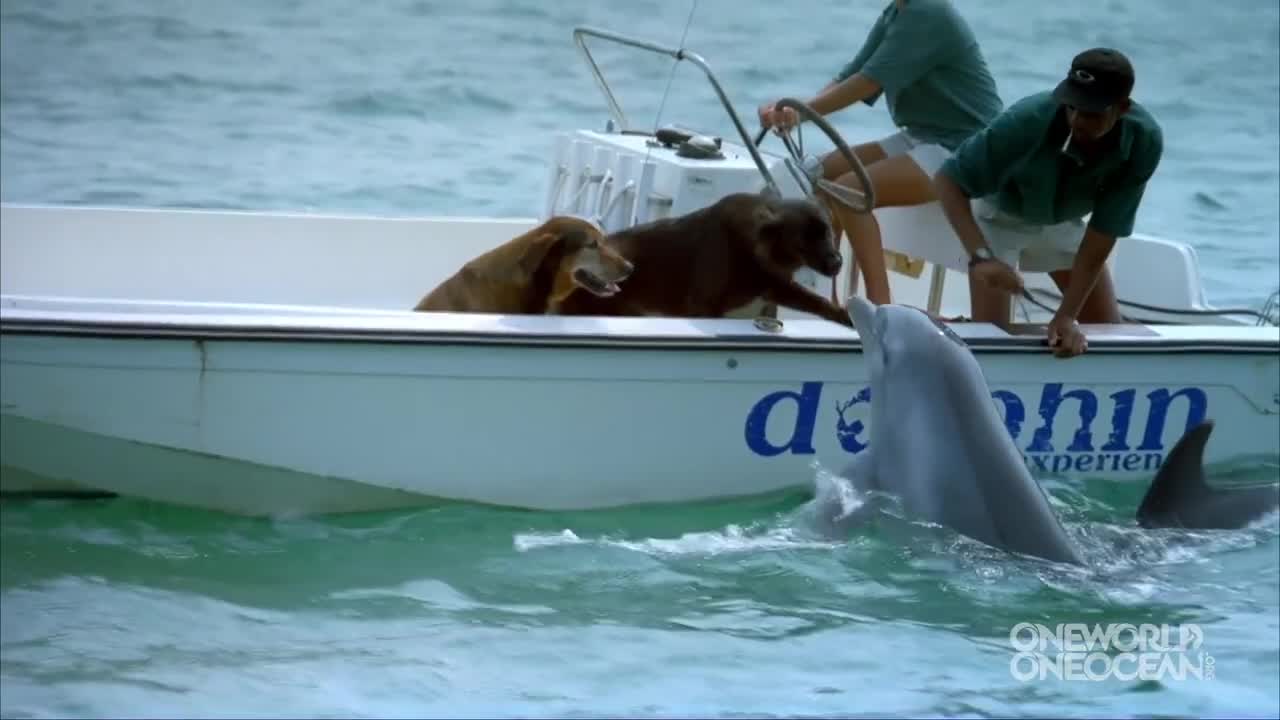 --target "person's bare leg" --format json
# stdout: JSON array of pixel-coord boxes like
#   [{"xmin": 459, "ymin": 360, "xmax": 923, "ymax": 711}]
[
  {"xmin": 820, "ymin": 141, "xmax": 886, "ymax": 180},
  {"xmin": 969, "ymin": 273, "xmax": 1012, "ymax": 327},
  {"xmin": 818, "ymin": 143, "xmax": 886, "ymax": 299},
  {"xmin": 824, "ymin": 153, "xmax": 935, "ymax": 305},
  {"xmin": 1048, "ymin": 266, "xmax": 1123, "ymax": 323}
]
